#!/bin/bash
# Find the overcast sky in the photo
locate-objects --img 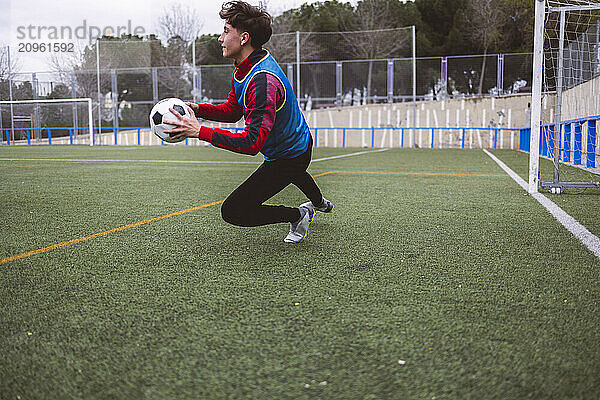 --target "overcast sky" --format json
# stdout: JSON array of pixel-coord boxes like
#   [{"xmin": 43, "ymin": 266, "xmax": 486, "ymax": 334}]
[{"xmin": 1, "ymin": 0, "xmax": 355, "ymax": 73}]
